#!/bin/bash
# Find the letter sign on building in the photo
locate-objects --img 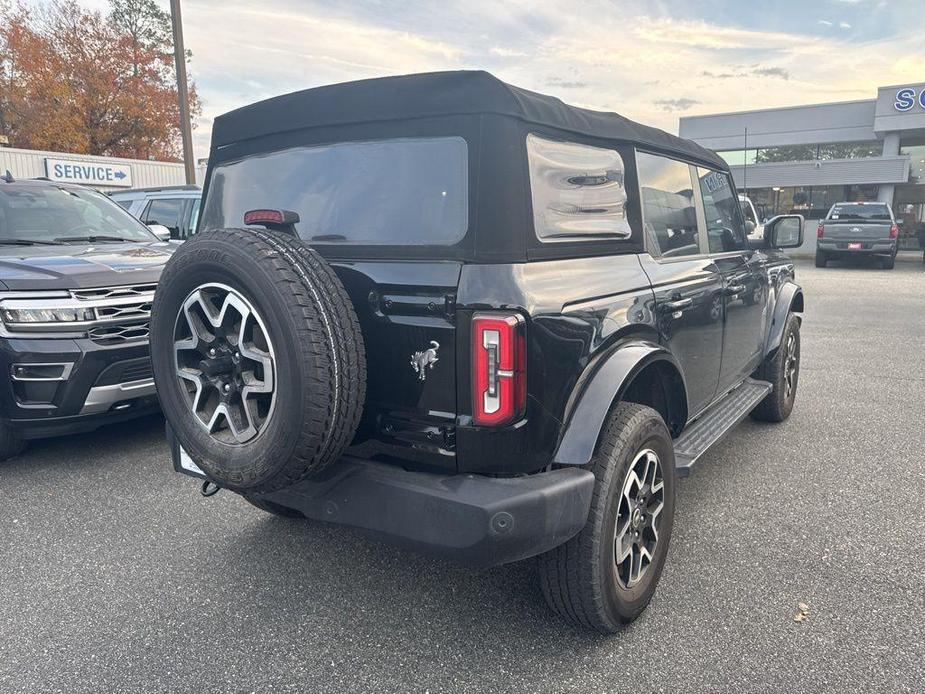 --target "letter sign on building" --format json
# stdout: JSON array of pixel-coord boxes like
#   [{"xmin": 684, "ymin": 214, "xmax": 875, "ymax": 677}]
[
  {"xmin": 44, "ymin": 158, "xmax": 134, "ymax": 188},
  {"xmin": 893, "ymin": 87, "xmax": 925, "ymax": 112}
]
